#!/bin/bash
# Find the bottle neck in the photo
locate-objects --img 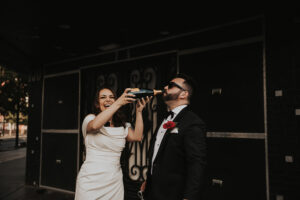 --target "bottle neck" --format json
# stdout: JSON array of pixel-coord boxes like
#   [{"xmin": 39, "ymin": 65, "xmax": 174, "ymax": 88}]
[{"xmin": 153, "ymin": 89, "xmax": 163, "ymax": 96}]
